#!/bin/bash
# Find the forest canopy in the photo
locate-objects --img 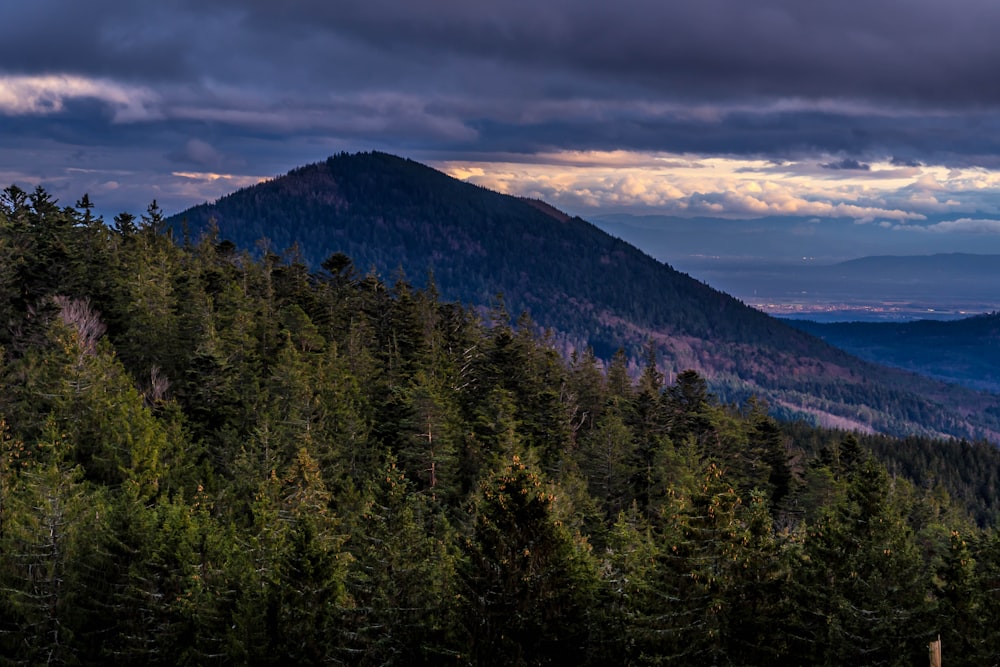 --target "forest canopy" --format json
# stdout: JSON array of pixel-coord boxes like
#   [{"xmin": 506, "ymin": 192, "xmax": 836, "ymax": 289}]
[{"xmin": 2, "ymin": 185, "xmax": 1000, "ymax": 665}]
